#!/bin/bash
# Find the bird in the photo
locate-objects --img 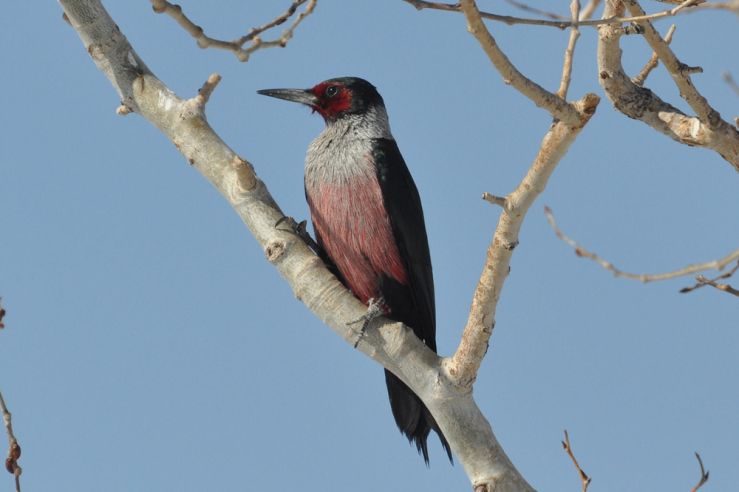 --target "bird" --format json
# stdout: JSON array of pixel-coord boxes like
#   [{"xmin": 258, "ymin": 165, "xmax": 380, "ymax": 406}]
[{"xmin": 258, "ymin": 77, "xmax": 452, "ymax": 464}]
